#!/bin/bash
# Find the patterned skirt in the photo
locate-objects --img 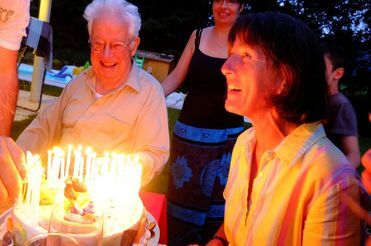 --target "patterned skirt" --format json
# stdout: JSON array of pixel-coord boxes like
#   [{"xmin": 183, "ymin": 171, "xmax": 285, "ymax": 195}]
[{"xmin": 167, "ymin": 120, "xmax": 243, "ymax": 245}]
